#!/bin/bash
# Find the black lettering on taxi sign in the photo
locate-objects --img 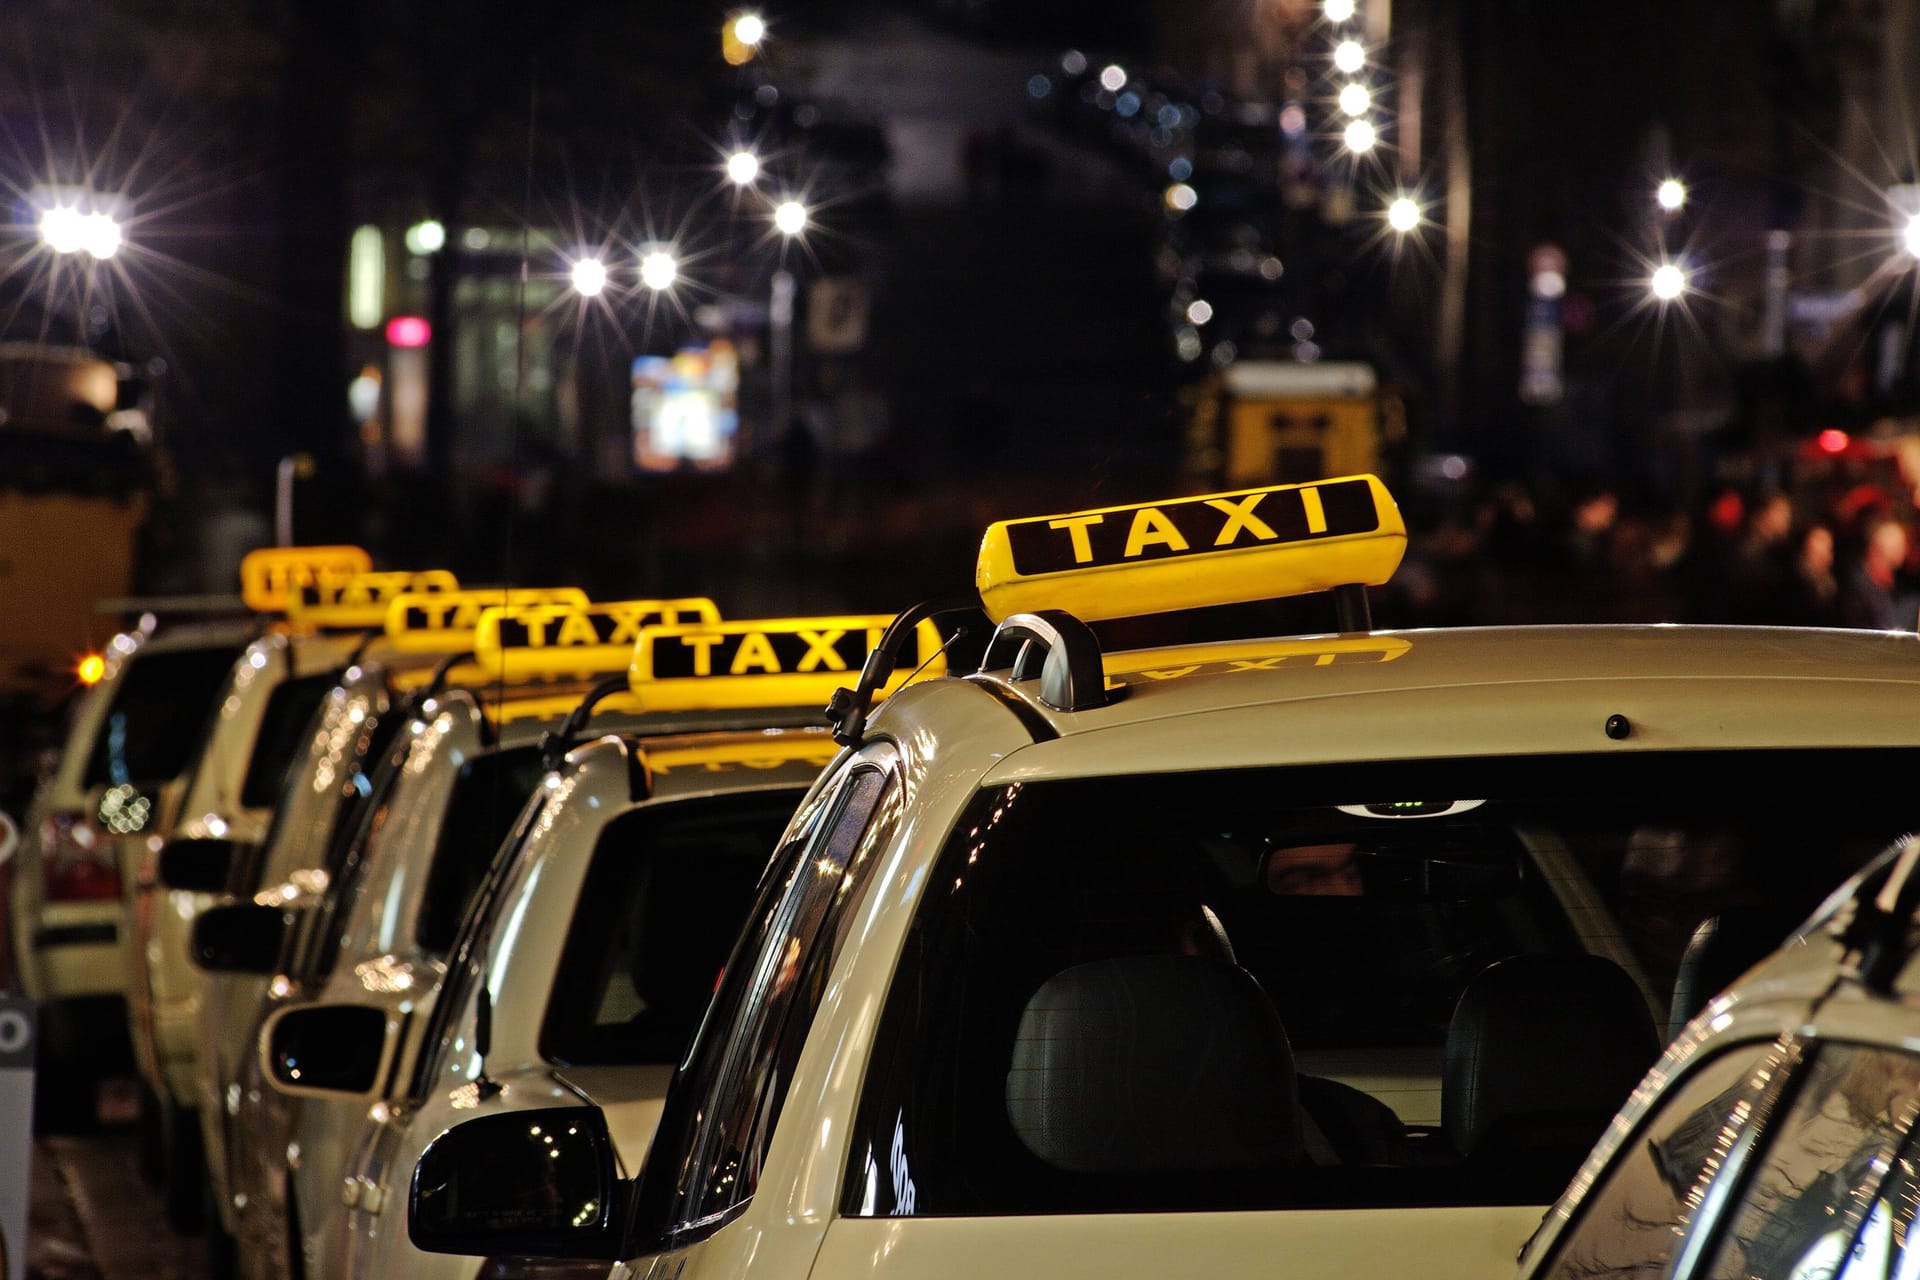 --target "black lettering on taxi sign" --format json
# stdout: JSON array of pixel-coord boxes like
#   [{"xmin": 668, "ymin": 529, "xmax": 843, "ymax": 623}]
[
  {"xmin": 293, "ymin": 569, "xmax": 457, "ymax": 611},
  {"xmin": 1002, "ymin": 479, "xmax": 1380, "ymax": 576},
  {"xmin": 494, "ymin": 604, "xmax": 678, "ymax": 650},
  {"xmin": 647, "ymin": 627, "xmax": 881, "ymax": 678}
]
